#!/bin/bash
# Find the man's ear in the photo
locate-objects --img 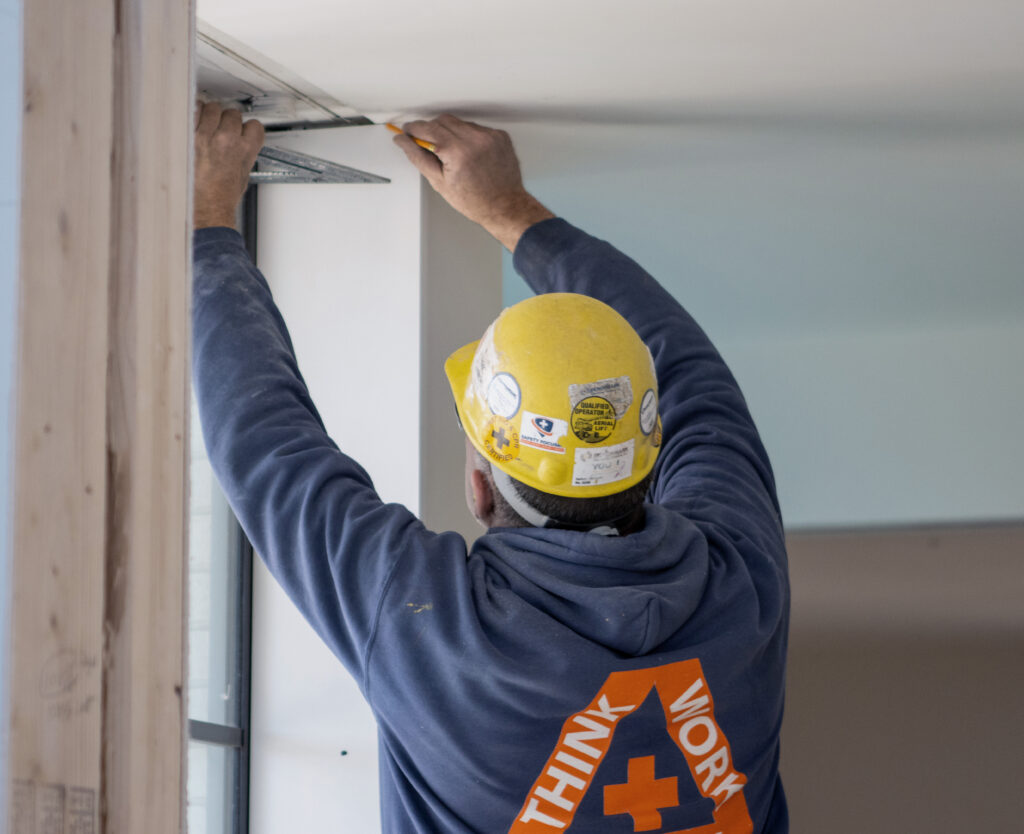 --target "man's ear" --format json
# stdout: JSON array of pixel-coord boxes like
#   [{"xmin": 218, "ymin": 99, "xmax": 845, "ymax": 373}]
[{"xmin": 469, "ymin": 466, "xmax": 494, "ymax": 524}]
